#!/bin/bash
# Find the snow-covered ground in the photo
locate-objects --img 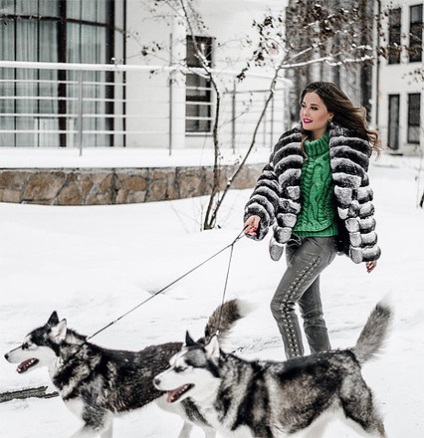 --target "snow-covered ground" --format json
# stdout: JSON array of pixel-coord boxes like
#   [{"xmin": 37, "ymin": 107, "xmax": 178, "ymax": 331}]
[
  {"xmin": 0, "ymin": 146, "xmax": 271, "ymax": 168},
  {"xmin": 0, "ymin": 152, "xmax": 423, "ymax": 437}
]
